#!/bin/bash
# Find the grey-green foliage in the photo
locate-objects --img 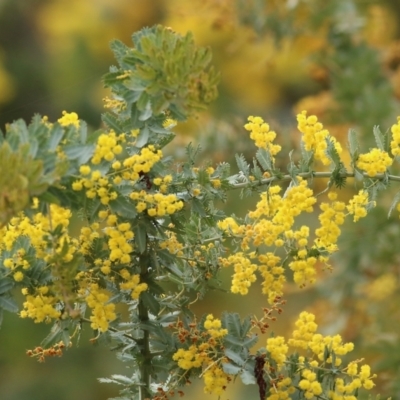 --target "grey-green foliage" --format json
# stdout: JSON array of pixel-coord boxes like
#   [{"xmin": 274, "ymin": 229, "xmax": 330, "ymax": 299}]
[
  {"xmin": 0, "ymin": 115, "xmax": 94, "ymax": 226},
  {"xmin": 103, "ymin": 25, "xmax": 220, "ymax": 122}
]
